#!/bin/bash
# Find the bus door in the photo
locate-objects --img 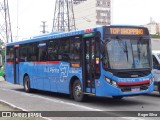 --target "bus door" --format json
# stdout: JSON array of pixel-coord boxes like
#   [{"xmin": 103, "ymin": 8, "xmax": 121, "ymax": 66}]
[
  {"xmin": 82, "ymin": 33, "xmax": 100, "ymax": 94},
  {"xmin": 13, "ymin": 45, "xmax": 20, "ymax": 84}
]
